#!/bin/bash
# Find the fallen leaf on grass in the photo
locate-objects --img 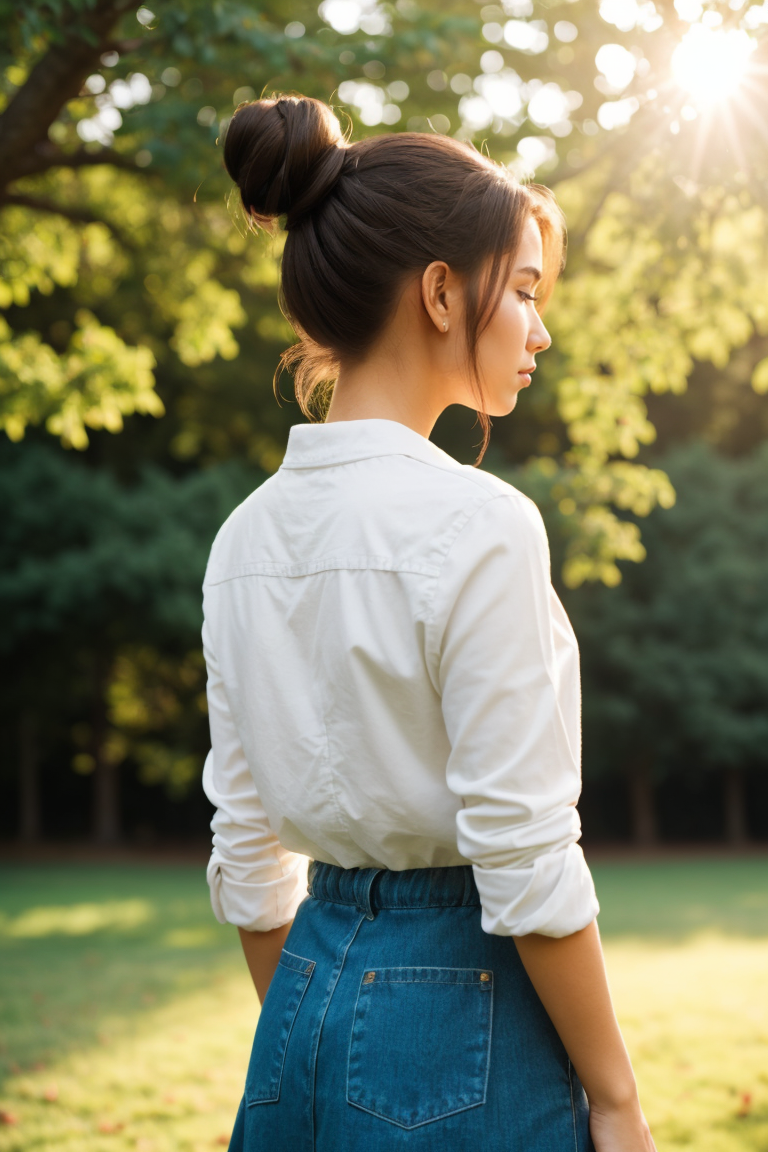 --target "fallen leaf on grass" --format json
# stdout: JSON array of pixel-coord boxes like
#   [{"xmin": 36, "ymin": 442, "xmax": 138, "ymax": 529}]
[
  {"xmin": 43, "ymin": 1084, "xmax": 58, "ymax": 1102},
  {"xmin": 0, "ymin": 1110, "xmax": 19, "ymax": 1126},
  {"xmin": 737, "ymin": 1091, "xmax": 752, "ymax": 1118},
  {"xmin": 97, "ymin": 1119, "xmax": 125, "ymax": 1133}
]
